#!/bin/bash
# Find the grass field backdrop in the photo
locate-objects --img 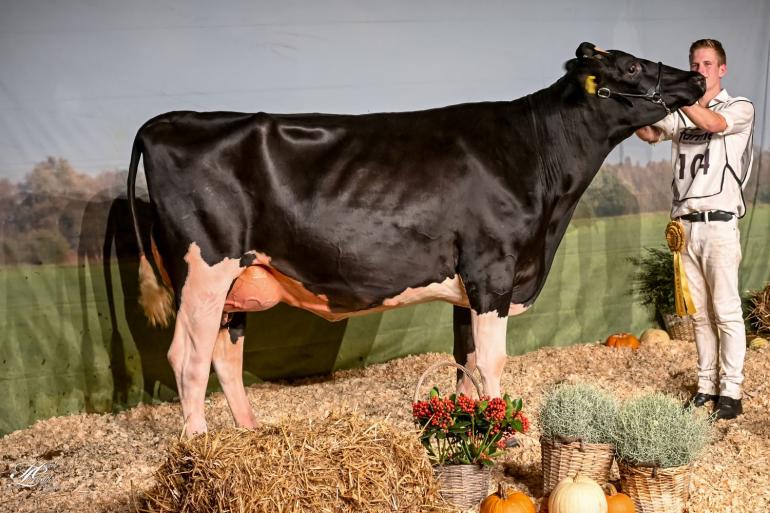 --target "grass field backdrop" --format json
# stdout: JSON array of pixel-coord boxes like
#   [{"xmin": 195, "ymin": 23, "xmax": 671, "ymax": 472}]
[{"xmin": 2, "ymin": 207, "xmax": 768, "ymax": 435}]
